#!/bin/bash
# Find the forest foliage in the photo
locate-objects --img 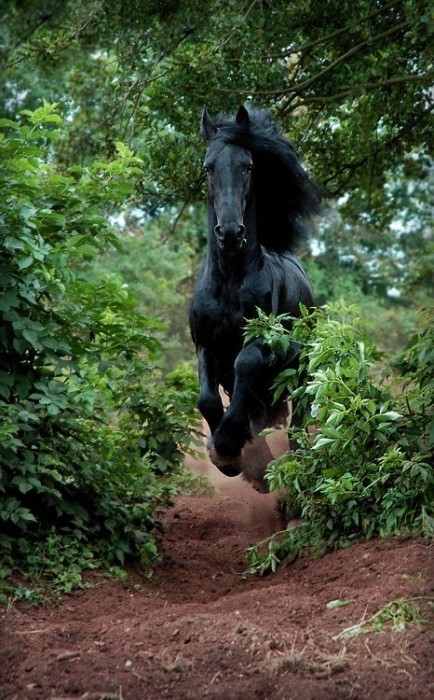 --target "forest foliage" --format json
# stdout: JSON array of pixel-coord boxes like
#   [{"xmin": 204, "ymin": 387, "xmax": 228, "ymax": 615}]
[
  {"xmin": 0, "ymin": 105, "xmax": 198, "ymax": 600},
  {"xmin": 245, "ymin": 304, "xmax": 433, "ymax": 574},
  {"xmin": 0, "ymin": 1, "xmax": 432, "ymax": 594}
]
